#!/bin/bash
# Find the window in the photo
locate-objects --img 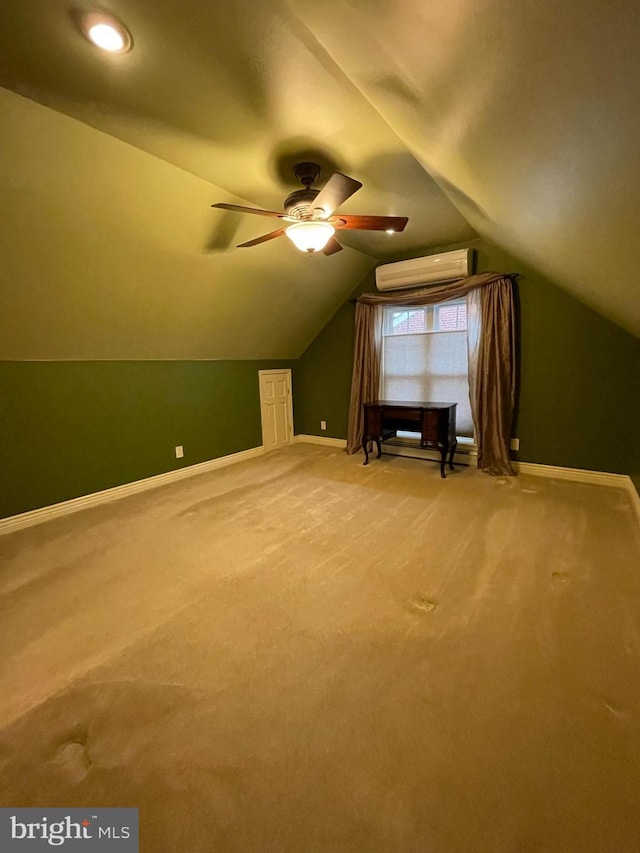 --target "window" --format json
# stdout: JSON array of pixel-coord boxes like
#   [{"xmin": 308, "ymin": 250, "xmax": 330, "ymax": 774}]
[{"xmin": 381, "ymin": 298, "xmax": 474, "ymax": 438}]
